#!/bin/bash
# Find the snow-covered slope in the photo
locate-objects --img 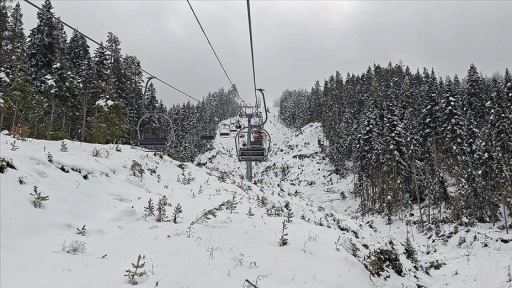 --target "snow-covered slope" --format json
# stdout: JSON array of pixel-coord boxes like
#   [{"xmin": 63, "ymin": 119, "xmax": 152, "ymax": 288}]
[{"xmin": 1, "ymin": 108, "xmax": 512, "ymax": 288}]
